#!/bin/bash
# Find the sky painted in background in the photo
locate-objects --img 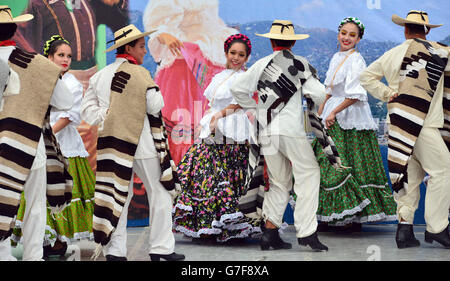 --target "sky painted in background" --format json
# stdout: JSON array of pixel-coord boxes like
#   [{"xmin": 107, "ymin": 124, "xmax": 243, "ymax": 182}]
[{"xmin": 130, "ymin": 0, "xmax": 449, "ymax": 43}]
